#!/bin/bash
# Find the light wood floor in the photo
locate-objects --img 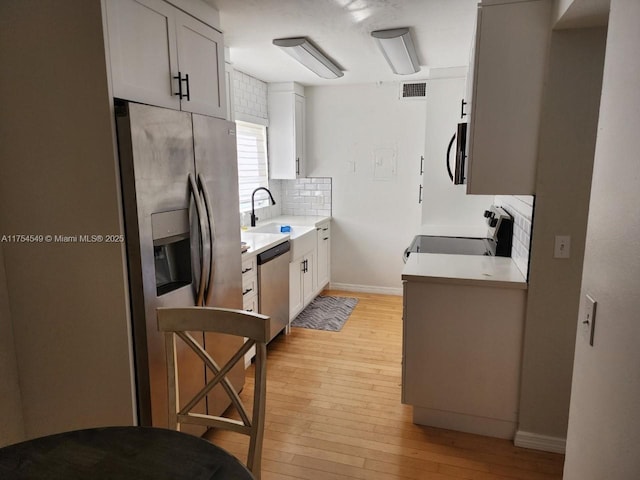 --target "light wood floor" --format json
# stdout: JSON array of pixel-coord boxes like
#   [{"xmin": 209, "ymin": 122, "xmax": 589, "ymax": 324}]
[{"xmin": 206, "ymin": 290, "xmax": 564, "ymax": 479}]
